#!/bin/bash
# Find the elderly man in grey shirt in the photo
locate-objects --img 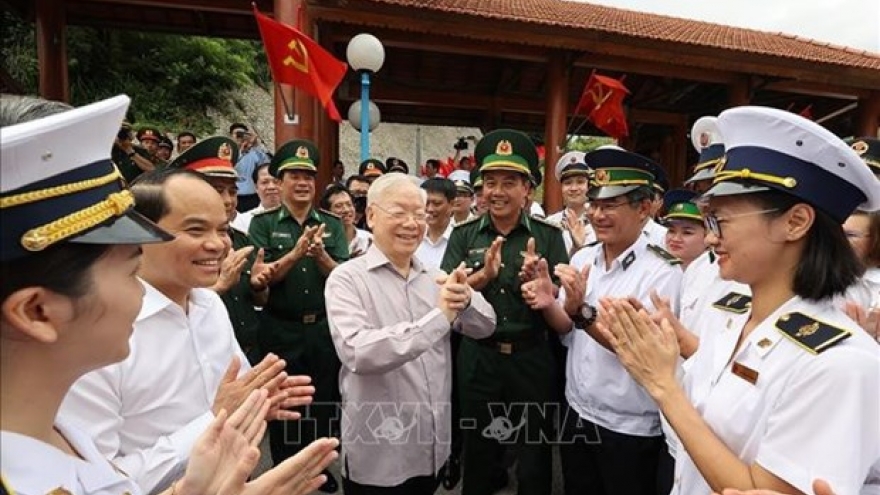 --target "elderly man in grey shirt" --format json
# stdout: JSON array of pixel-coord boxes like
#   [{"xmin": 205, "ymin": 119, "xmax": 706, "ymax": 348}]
[{"xmin": 326, "ymin": 172, "xmax": 496, "ymax": 494}]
